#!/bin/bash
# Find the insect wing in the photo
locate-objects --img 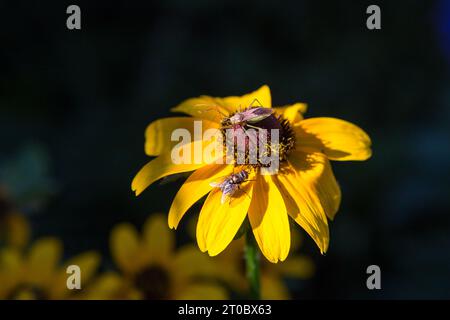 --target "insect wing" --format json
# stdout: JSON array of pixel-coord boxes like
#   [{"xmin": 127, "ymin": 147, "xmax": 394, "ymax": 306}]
[
  {"xmin": 242, "ymin": 107, "xmax": 273, "ymax": 123},
  {"xmin": 209, "ymin": 181, "xmax": 224, "ymax": 188},
  {"xmin": 220, "ymin": 182, "xmax": 238, "ymax": 204},
  {"xmin": 209, "ymin": 175, "xmax": 231, "ymax": 188}
]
